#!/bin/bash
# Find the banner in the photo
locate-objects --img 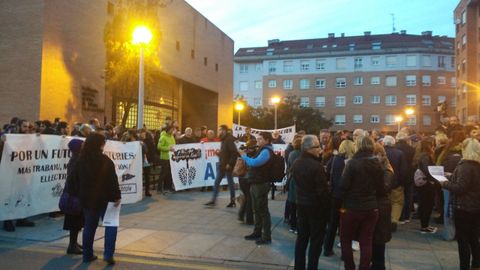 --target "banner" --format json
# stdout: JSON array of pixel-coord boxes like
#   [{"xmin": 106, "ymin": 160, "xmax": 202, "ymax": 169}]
[
  {"xmin": 0, "ymin": 134, "xmax": 142, "ymax": 221},
  {"xmin": 233, "ymin": 124, "xmax": 296, "ymax": 143},
  {"xmin": 170, "ymin": 142, "xmax": 288, "ymax": 191}
]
